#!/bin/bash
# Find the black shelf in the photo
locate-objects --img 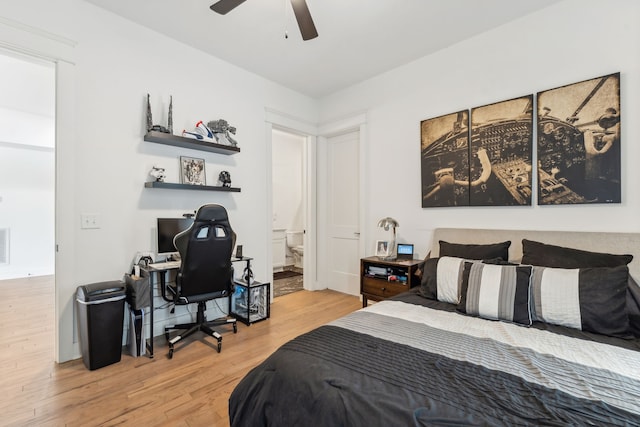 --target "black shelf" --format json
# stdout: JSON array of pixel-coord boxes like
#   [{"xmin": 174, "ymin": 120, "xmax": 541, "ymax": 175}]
[
  {"xmin": 144, "ymin": 181, "xmax": 241, "ymax": 192},
  {"xmin": 144, "ymin": 131, "xmax": 240, "ymax": 155}
]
